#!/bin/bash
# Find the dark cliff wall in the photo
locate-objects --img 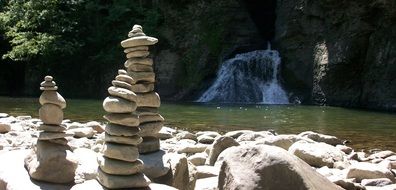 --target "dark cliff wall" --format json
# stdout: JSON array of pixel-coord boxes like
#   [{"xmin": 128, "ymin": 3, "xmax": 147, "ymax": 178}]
[{"xmin": 275, "ymin": 0, "xmax": 396, "ymax": 111}]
